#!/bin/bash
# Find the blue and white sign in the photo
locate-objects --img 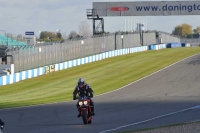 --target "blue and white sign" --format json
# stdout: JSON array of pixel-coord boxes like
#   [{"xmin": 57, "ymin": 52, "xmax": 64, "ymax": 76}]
[{"xmin": 25, "ymin": 32, "xmax": 34, "ymax": 35}]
